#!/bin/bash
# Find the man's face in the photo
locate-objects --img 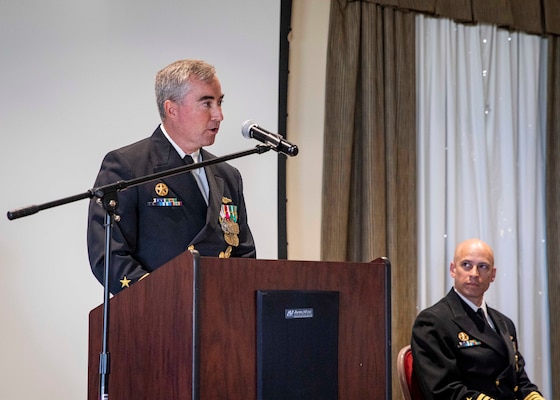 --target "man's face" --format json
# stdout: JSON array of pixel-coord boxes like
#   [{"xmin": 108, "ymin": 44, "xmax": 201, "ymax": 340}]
[
  {"xmin": 164, "ymin": 76, "xmax": 224, "ymax": 154},
  {"xmin": 450, "ymin": 240, "xmax": 496, "ymax": 306}
]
